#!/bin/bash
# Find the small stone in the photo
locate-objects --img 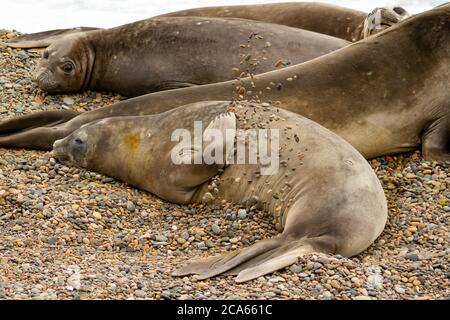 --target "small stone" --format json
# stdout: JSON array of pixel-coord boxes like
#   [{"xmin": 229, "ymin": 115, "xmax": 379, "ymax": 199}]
[
  {"xmin": 211, "ymin": 224, "xmax": 221, "ymax": 235},
  {"xmin": 92, "ymin": 212, "xmax": 102, "ymax": 220},
  {"xmin": 126, "ymin": 201, "xmax": 136, "ymax": 212},
  {"xmin": 330, "ymin": 280, "xmax": 340, "ymax": 289},
  {"xmin": 351, "ymin": 277, "xmax": 362, "ymax": 287},
  {"xmin": 237, "ymin": 209, "xmax": 247, "ymax": 219},
  {"xmin": 63, "ymin": 97, "xmax": 75, "ymax": 105},
  {"xmin": 202, "ymin": 192, "xmax": 214, "ymax": 203},
  {"xmin": 394, "ymin": 286, "xmax": 405, "ymax": 294},
  {"xmin": 406, "ymin": 253, "xmax": 420, "ymax": 261},
  {"xmin": 321, "ymin": 291, "xmax": 333, "ymax": 300},
  {"xmin": 181, "ymin": 231, "xmax": 190, "ymax": 240},
  {"xmin": 289, "ymin": 265, "xmax": 303, "ymax": 273},
  {"xmin": 134, "ymin": 290, "xmax": 146, "ymax": 298},
  {"xmin": 155, "ymin": 235, "xmax": 168, "ymax": 242},
  {"xmin": 161, "ymin": 290, "xmax": 172, "ymax": 299}
]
